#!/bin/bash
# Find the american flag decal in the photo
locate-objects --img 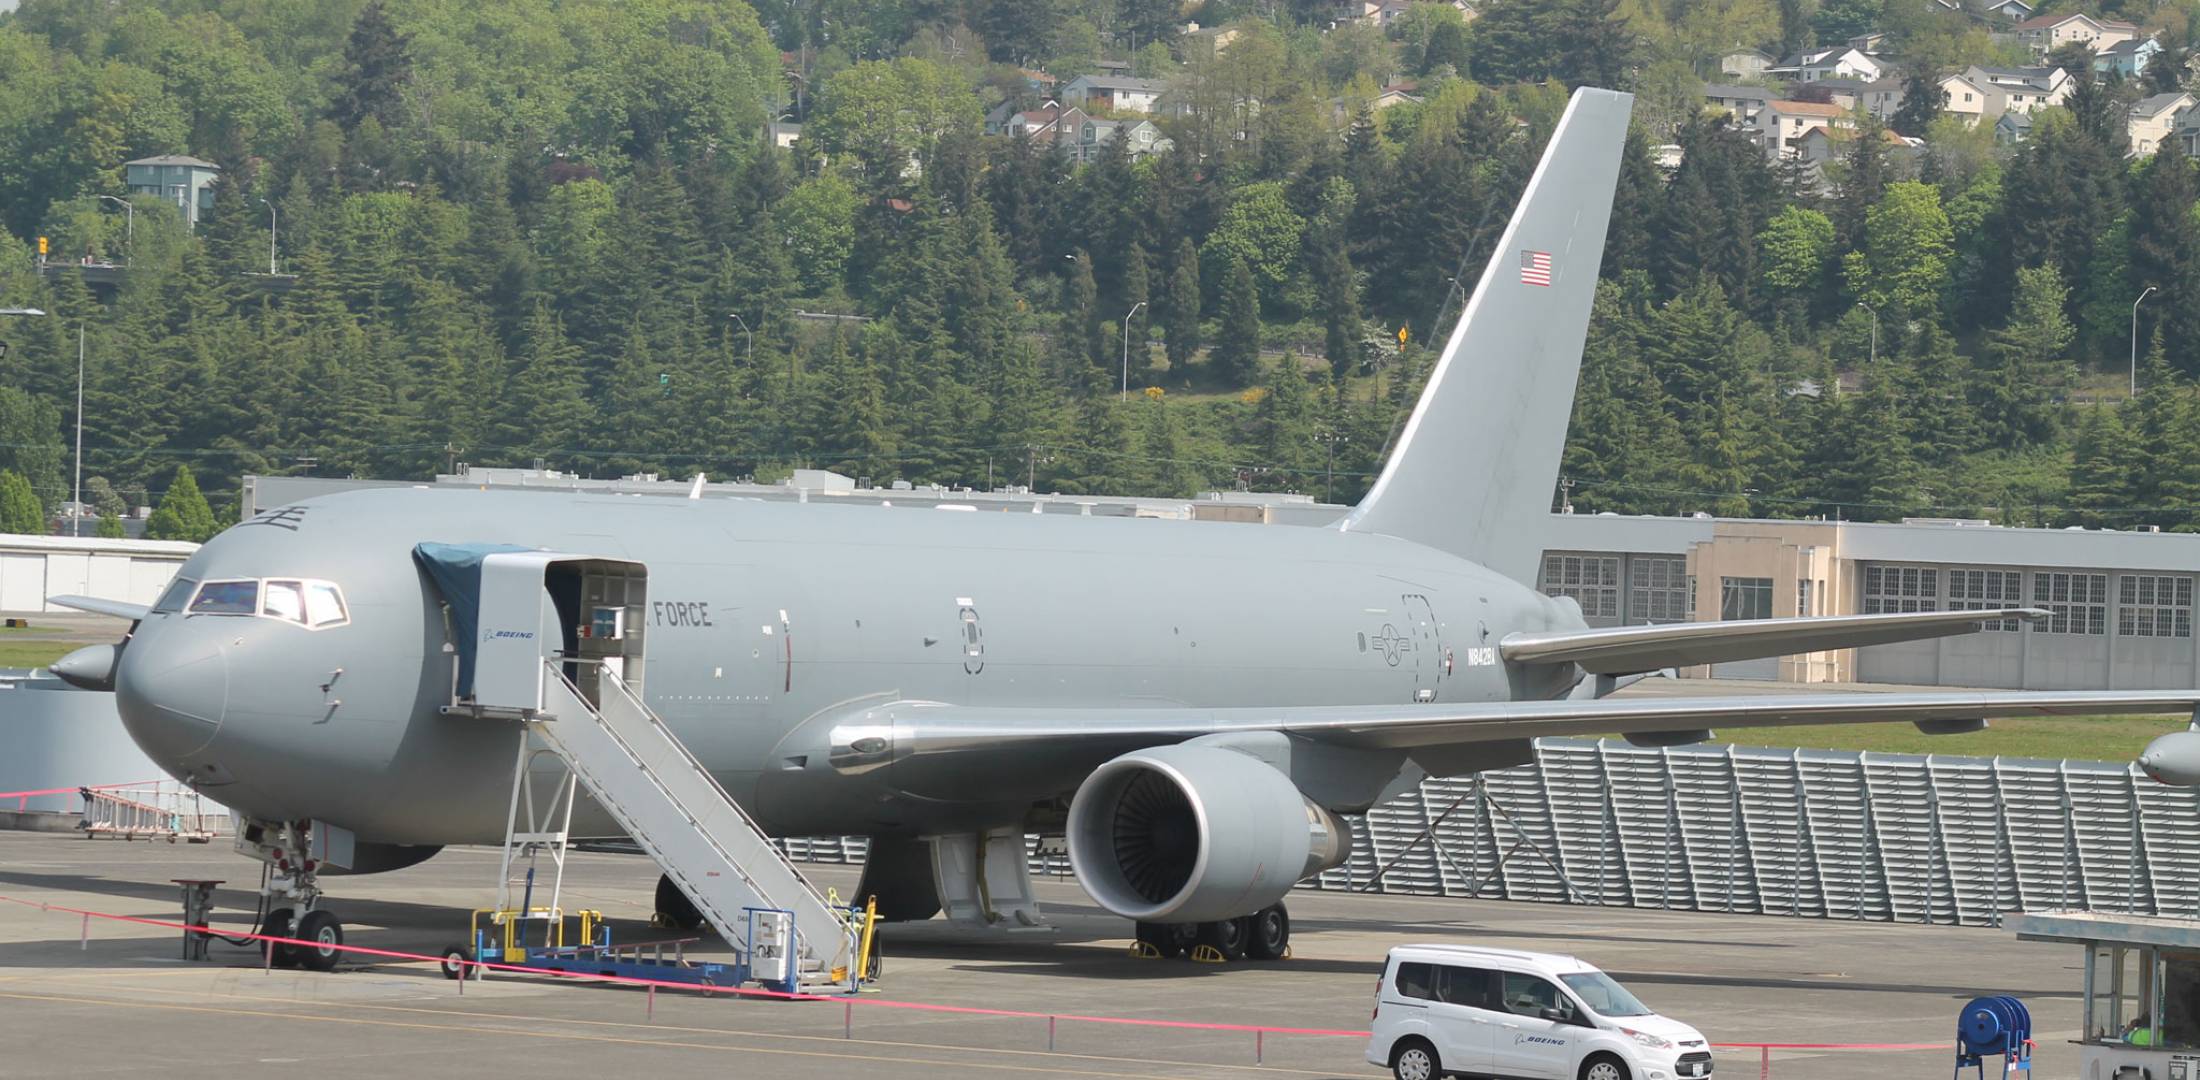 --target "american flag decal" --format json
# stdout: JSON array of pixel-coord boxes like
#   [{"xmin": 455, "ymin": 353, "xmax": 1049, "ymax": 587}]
[{"xmin": 1519, "ymin": 249, "xmax": 1553, "ymax": 287}]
